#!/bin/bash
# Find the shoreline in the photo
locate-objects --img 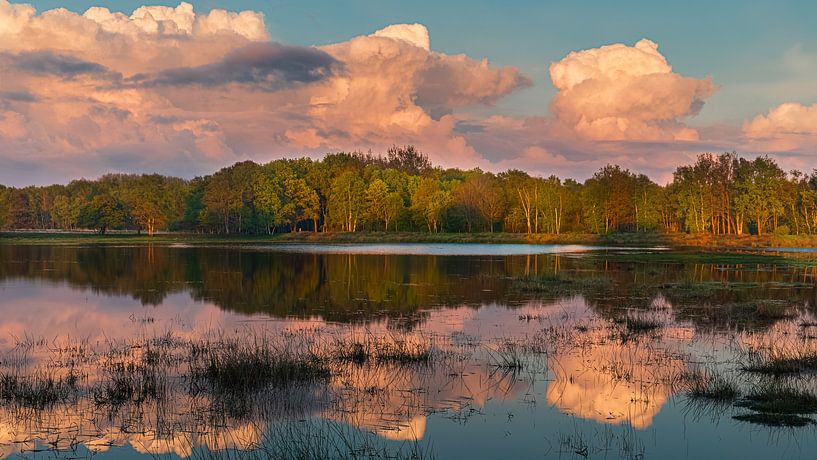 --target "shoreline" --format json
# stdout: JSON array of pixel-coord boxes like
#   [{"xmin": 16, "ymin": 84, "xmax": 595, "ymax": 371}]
[{"xmin": 2, "ymin": 230, "xmax": 816, "ymax": 250}]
